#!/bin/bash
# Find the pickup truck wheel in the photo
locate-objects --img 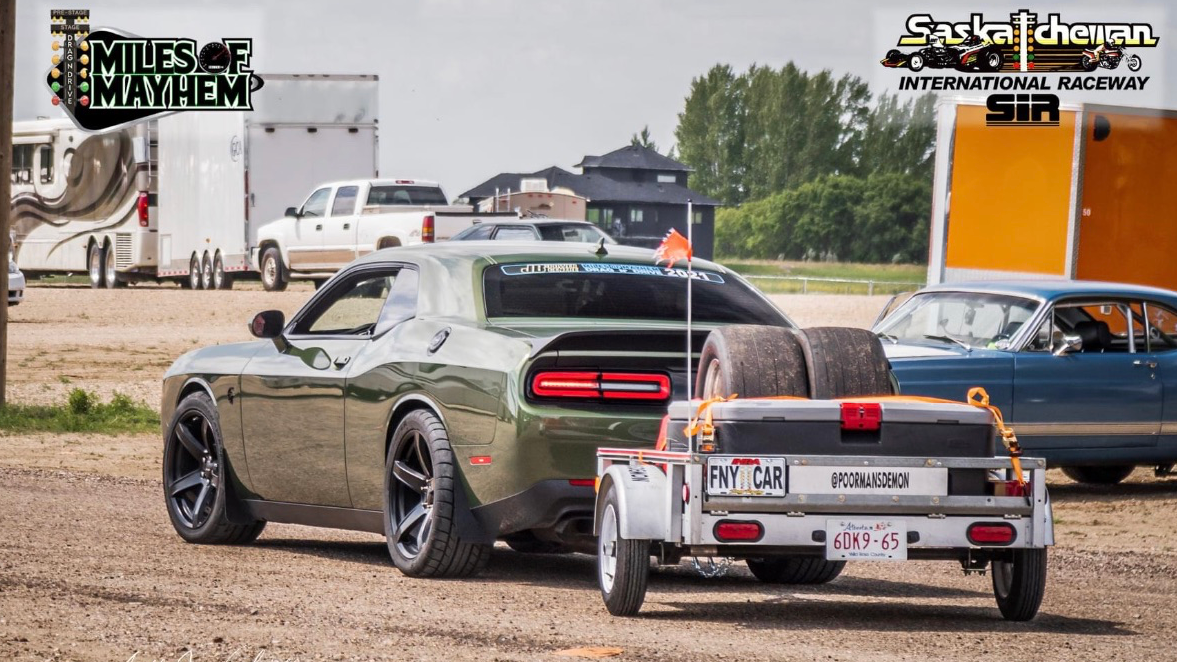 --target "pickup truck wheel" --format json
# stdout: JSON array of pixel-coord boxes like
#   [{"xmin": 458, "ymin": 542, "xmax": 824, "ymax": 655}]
[
  {"xmin": 1061, "ymin": 465, "xmax": 1135, "ymax": 485},
  {"xmin": 383, "ymin": 410, "xmax": 491, "ymax": 578},
  {"xmin": 992, "ymin": 548, "xmax": 1047, "ymax": 621},
  {"xmin": 88, "ymin": 243, "xmax": 106, "ymax": 289},
  {"xmin": 597, "ymin": 484, "xmax": 648, "ymax": 616},
  {"xmin": 795, "ymin": 327, "xmax": 895, "ymax": 399},
  {"xmin": 260, "ymin": 247, "xmax": 288, "ymax": 292},
  {"xmin": 746, "ymin": 556, "xmax": 845, "ymax": 584},
  {"xmin": 695, "ymin": 325, "xmax": 809, "ymax": 399}
]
